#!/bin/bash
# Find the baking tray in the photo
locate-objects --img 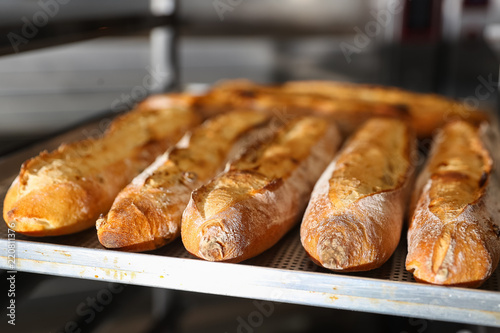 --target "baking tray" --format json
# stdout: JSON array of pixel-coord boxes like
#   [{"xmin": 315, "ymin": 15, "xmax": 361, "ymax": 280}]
[{"xmin": 0, "ymin": 117, "xmax": 499, "ymax": 327}]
